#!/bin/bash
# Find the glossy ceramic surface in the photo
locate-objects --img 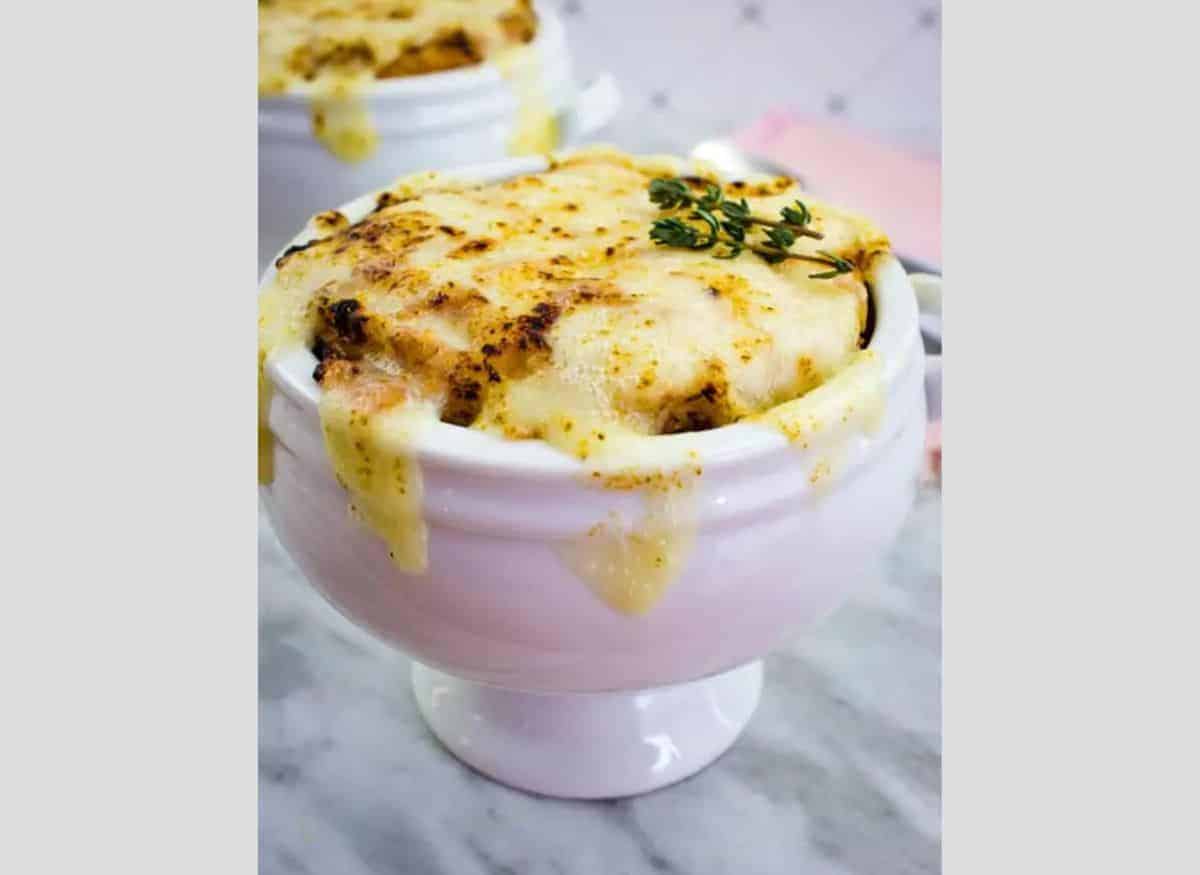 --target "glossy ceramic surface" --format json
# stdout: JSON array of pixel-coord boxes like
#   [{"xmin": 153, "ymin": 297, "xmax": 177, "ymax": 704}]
[
  {"xmin": 259, "ymin": 156, "xmax": 925, "ymax": 796},
  {"xmin": 412, "ymin": 660, "xmax": 763, "ymax": 799}
]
